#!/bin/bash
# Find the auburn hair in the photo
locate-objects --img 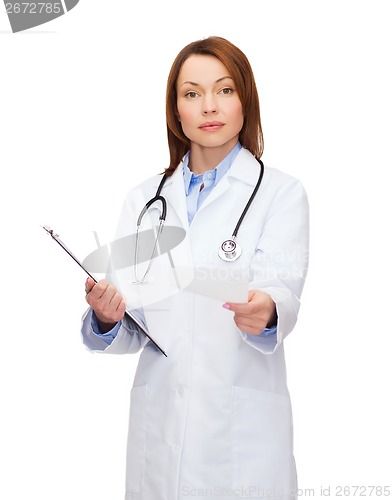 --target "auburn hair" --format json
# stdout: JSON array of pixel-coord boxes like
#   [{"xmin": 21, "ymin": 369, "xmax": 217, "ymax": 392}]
[{"xmin": 165, "ymin": 36, "xmax": 263, "ymax": 175}]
